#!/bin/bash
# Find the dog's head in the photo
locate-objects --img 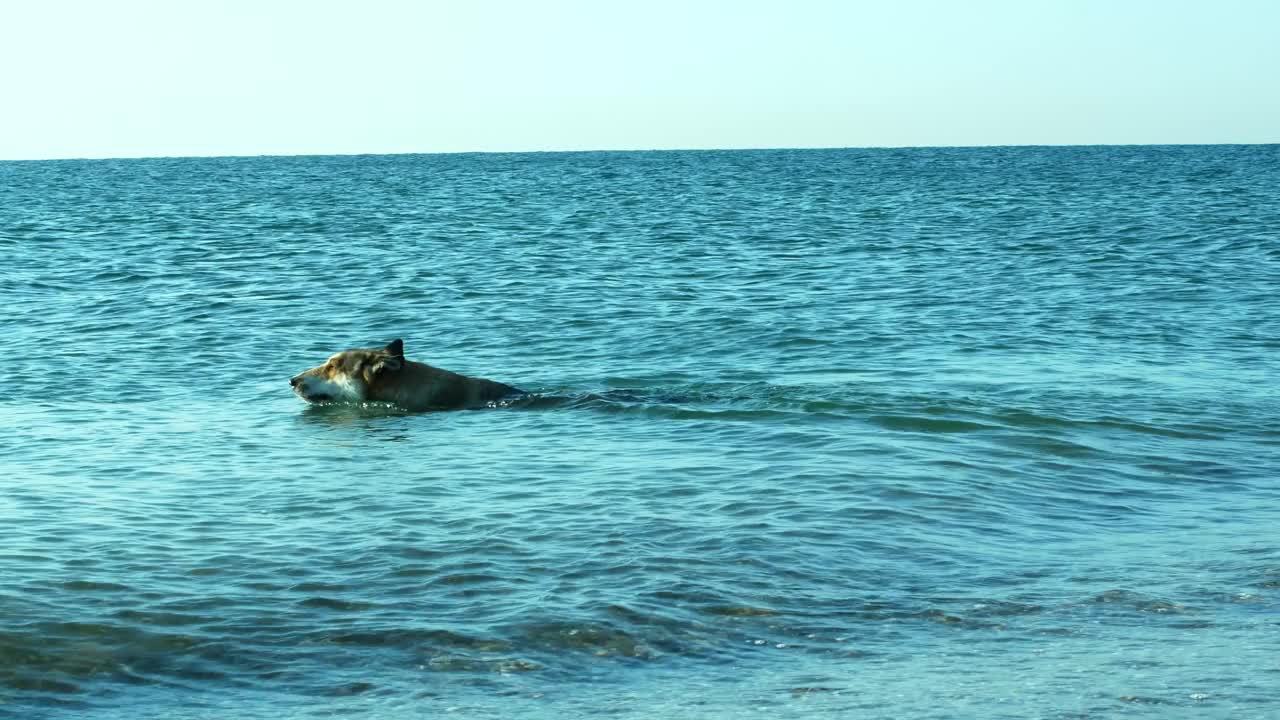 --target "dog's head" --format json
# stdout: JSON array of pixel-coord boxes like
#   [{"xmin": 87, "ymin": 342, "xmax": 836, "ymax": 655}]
[{"xmin": 290, "ymin": 339, "xmax": 405, "ymax": 404}]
